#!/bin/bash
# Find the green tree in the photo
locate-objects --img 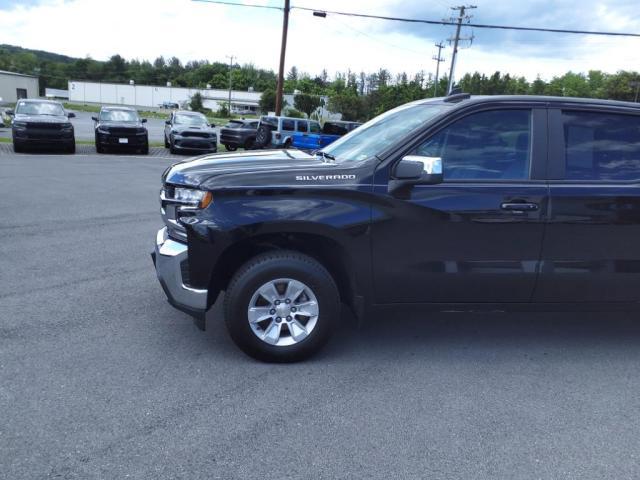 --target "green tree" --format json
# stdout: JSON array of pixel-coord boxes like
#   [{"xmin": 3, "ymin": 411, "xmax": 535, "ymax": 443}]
[
  {"xmin": 189, "ymin": 92, "xmax": 205, "ymax": 113},
  {"xmin": 259, "ymin": 88, "xmax": 276, "ymax": 113},
  {"xmin": 294, "ymin": 93, "xmax": 323, "ymax": 118}
]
